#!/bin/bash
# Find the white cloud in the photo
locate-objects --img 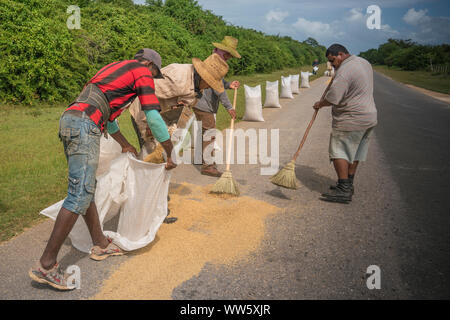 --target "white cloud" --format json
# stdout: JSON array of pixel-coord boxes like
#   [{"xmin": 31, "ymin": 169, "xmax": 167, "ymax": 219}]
[
  {"xmin": 380, "ymin": 24, "xmax": 400, "ymax": 36},
  {"xmin": 346, "ymin": 8, "xmax": 365, "ymax": 22},
  {"xmin": 403, "ymin": 8, "xmax": 431, "ymax": 25},
  {"xmin": 292, "ymin": 17, "xmax": 332, "ymax": 37},
  {"xmin": 265, "ymin": 9, "xmax": 289, "ymax": 23}
]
